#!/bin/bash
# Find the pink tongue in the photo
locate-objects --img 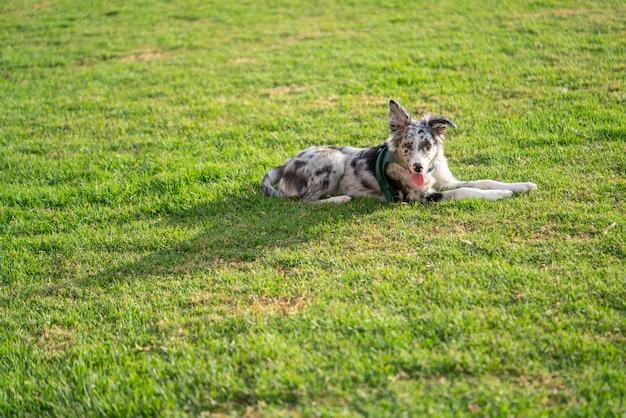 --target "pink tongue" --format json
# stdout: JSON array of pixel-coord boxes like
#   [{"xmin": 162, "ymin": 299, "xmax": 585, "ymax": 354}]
[{"xmin": 411, "ymin": 173, "xmax": 425, "ymax": 188}]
